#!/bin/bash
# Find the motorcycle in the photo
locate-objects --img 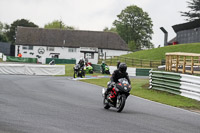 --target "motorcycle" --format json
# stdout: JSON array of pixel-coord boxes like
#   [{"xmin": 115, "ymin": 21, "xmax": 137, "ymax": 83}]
[
  {"xmin": 85, "ymin": 65, "xmax": 93, "ymax": 74},
  {"xmin": 104, "ymin": 65, "xmax": 110, "ymax": 74},
  {"xmin": 101, "ymin": 65, "xmax": 110, "ymax": 74},
  {"xmin": 102, "ymin": 78, "xmax": 132, "ymax": 112},
  {"xmin": 73, "ymin": 64, "xmax": 85, "ymax": 78}
]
